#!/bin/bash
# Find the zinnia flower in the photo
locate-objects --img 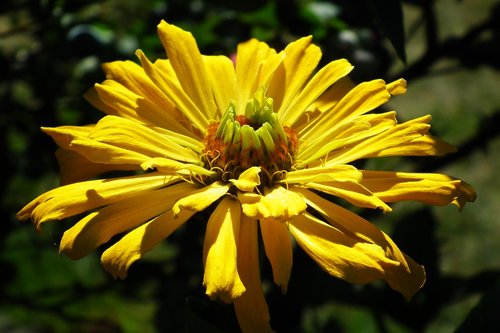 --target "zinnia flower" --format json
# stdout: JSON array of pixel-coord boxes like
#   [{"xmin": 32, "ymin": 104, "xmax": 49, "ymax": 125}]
[{"xmin": 17, "ymin": 21, "xmax": 476, "ymax": 332}]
